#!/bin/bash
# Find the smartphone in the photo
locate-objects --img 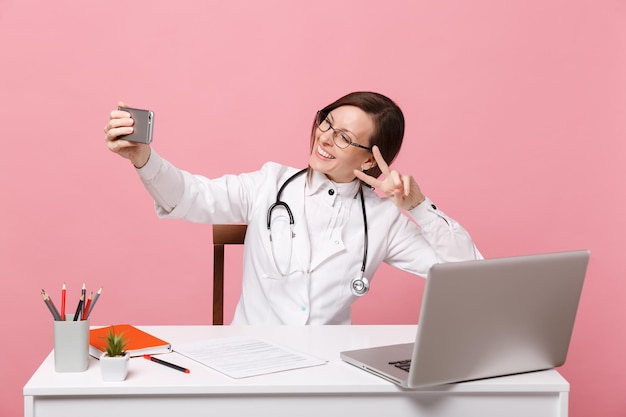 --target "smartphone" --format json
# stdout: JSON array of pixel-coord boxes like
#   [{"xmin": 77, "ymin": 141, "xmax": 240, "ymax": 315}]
[{"xmin": 117, "ymin": 106, "xmax": 154, "ymax": 144}]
